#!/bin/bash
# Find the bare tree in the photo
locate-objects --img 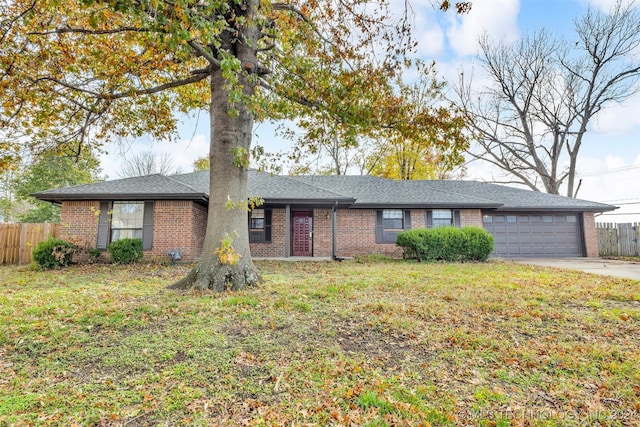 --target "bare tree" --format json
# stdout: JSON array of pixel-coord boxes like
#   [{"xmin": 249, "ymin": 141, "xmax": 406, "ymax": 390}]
[
  {"xmin": 118, "ymin": 150, "xmax": 181, "ymax": 178},
  {"xmin": 460, "ymin": 1, "xmax": 640, "ymax": 197}
]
